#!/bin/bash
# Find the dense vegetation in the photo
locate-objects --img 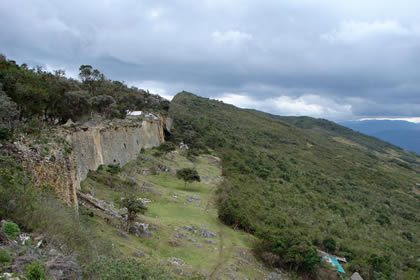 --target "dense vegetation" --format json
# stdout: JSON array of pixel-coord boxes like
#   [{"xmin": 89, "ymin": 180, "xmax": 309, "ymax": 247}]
[
  {"xmin": 169, "ymin": 92, "xmax": 420, "ymax": 279},
  {"xmin": 0, "ymin": 54, "xmax": 173, "ymax": 279},
  {"xmin": 0, "ymin": 54, "xmax": 169, "ymax": 127}
]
